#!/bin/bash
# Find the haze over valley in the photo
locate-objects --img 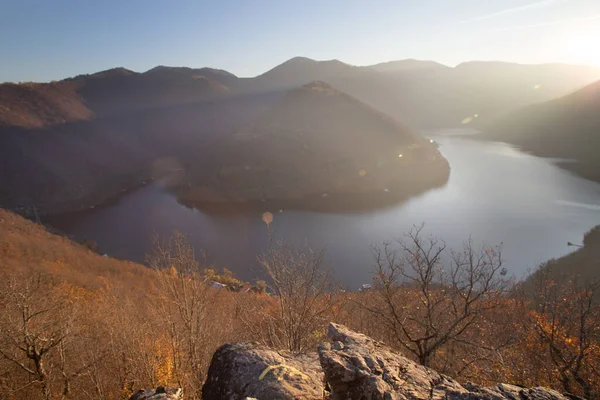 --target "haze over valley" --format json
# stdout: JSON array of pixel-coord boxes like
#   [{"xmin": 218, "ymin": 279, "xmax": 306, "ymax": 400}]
[
  {"xmin": 2, "ymin": 1, "xmax": 600, "ymax": 398},
  {"xmin": 2, "ymin": 53, "xmax": 600, "ymax": 280},
  {"xmin": 2, "ymin": 57, "xmax": 599, "ymax": 215}
]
